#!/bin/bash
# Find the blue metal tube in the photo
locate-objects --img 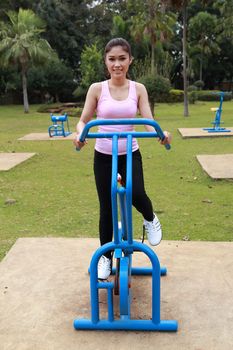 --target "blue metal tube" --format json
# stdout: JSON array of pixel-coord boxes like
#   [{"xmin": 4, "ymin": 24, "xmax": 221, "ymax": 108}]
[
  {"xmin": 126, "ymin": 135, "xmax": 133, "ymax": 245},
  {"xmin": 97, "ymin": 282, "xmax": 115, "ymax": 322},
  {"xmin": 78, "ymin": 118, "xmax": 171, "ymax": 150},
  {"xmin": 97, "ymin": 282, "xmax": 114, "ymax": 289},
  {"xmin": 118, "ymin": 187, "xmax": 127, "ymax": 241},
  {"xmin": 89, "ymin": 254, "xmax": 99, "ymax": 324},
  {"xmin": 74, "ymin": 319, "xmax": 178, "ymax": 331},
  {"xmin": 111, "ymin": 266, "xmax": 167, "ymax": 276},
  {"xmin": 107, "ymin": 287, "xmax": 114, "ymax": 322},
  {"xmin": 88, "ymin": 241, "xmax": 161, "ymax": 323},
  {"xmin": 79, "ymin": 118, "xmax": 165, "ymax": 141},
  {"xmin": 82, "ymin": 132, "xmax": 158, "ymax": 139},
  {"xmin": 130, "ymin": 266, "xmax": 166, "ymax": 276},
  {"xmin": 111, "ymin": 135, "xmax": 119, "ymax": 245}
]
